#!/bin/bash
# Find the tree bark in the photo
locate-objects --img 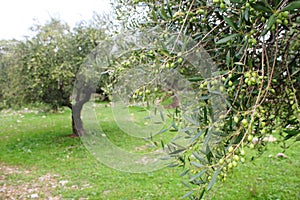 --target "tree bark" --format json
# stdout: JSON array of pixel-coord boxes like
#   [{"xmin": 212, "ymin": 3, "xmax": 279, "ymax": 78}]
[
  {"xmin": 70, "ymin": 87, "xmax": 93, "ymax": 137},
  {"xmin": 71, "ymin": 103, "xmax": 85, "ymax": 136}
]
